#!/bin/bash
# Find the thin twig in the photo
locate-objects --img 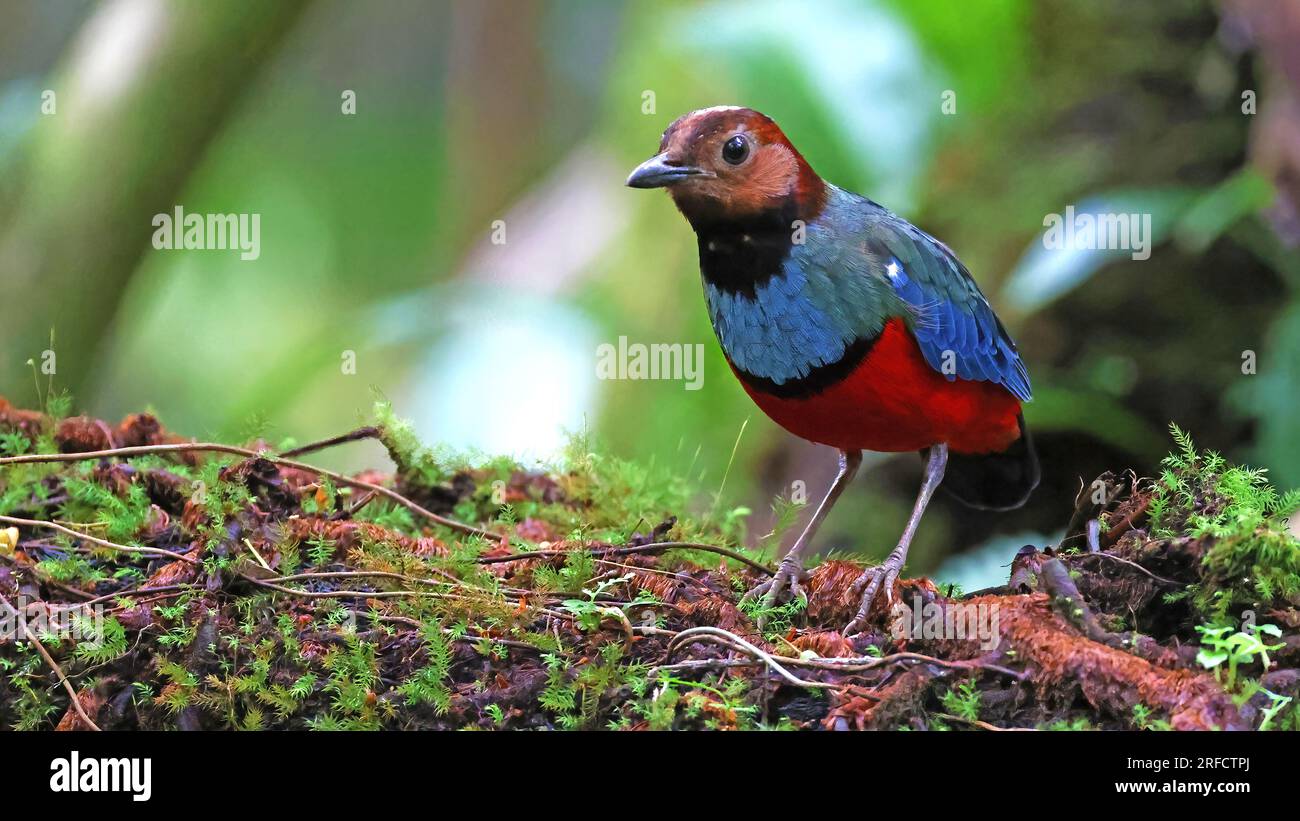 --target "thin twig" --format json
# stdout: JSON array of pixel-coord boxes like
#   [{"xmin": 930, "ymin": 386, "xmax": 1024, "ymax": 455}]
[
  {"xmin": 1101, "ymin": 493, "xmax": 1152, "ymax": 551},
  {"xmin": 342, "ymin": 490, "xmax": 378, "ymax": 518},
  {"xmin": 48, "ymin": 585, "xmax": 187, "ymax": 610},
  {"xmin": 1065, "ymin": 550, "xmax": 1180, "ymax": 586},
  {"xmin": 649, "ymin": 658, "xmax": 763, "ymax": 676},
  {"xmin": 0, "ymin": 444, "xmax": 496, "ymax": 540},
  {"xmin": 278, "ymin": 426, "xmax": 380, "ymax": 458},
  {"xmin": 662, "ymin": 626, "xmax": 885, "ymax": 701},
  {"xmin": 0, "ymin": 514, "xmax": 199, "ymax": 564},
  {"xmin": 0, "ymin": 553, "xmax": 98, "ymax": 600},
  {"xmin": 477, "ymin": 541, "xmax": 773, "ymax": 576},
  {"xmin": 366, "ymin": 612, "xmax": 545, "ymax": 652},
  {"xmin": 260, "ymin": 568, "xmax": 530, "ymax": 598},
  {"xmin": 0, "ymin": 592, "xmax": 100, "ymax": 731},
  {"xmin": 666, "ymin": 626, "xmax": 829, "ymax": 690},
  {"xmin": 607, "ymin": 542, "xmax": 773, "ymax": 574},
  {"xmin": 242, "ymin": 538, "xmax": 272, "ymax": 571},
  {"xmin": 104, "ymin": 591, "xmax": 186, "ymax": 614},
  {"xmin": 594, "ymin": 557, "xmax": 714, "ymax": 592},
  {"xmin": 263, "ymin": 569, "xmax": 456, "ymax": 588},
  {"xmin": 238, "ymin": 573, "xmax": 571, "ymax": 620},
  {"xmin": 932, "ymin": 712, "xmax": 1035, "ymax": 732},
  {"xmin": 240, "ymin": 577, "xmax": 452, "ymax": 601},
  {"xmin": 794, "ymin": 651, "xmax": 1027, "ymax": 681},
  {"xmin": 656, "ymin": 623, "xmax": 1023, "ymax": 679}
]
